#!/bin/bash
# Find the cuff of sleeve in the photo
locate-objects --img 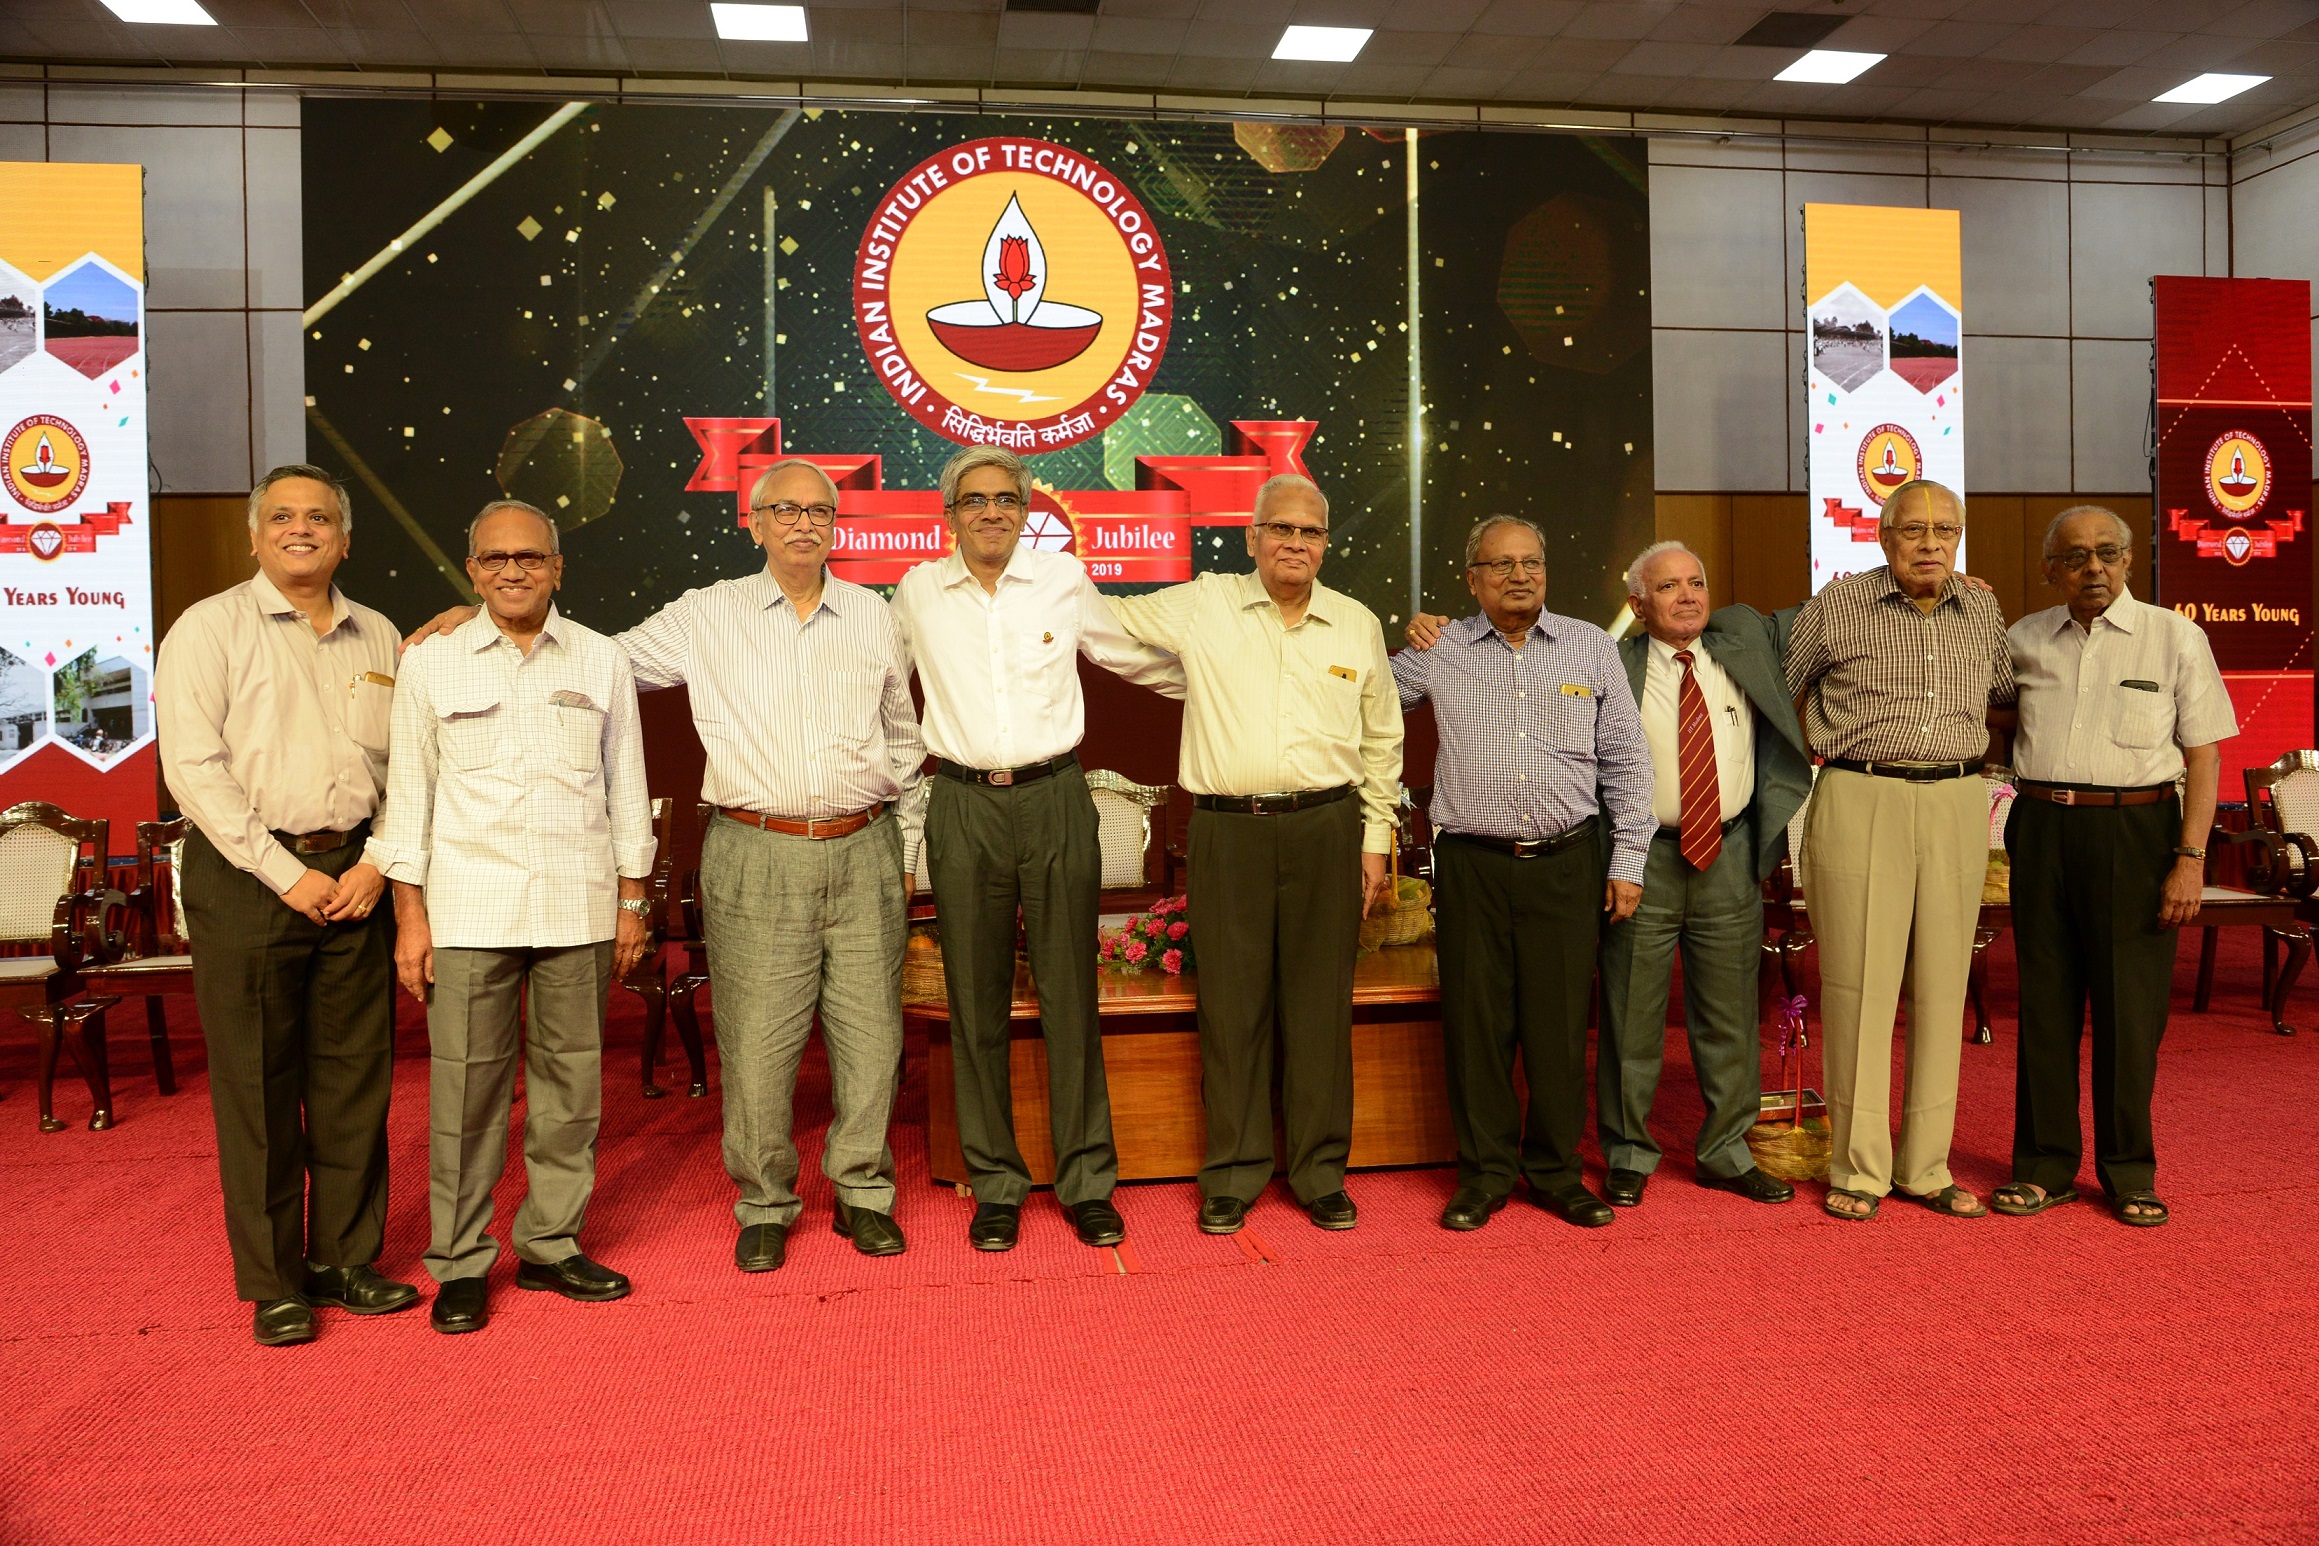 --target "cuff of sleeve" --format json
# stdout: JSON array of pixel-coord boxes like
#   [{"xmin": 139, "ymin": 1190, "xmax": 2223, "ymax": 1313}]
[
  {"xmin": 358, "ymin": 834, "xmax": 393, "ymax": 873},
  {"xmin": 1363, "ymin": 823, "xmax": 1393, "ymax": 856},
  {"xmin": 381, "ymin": 855, "xmax": 427, "ymax": 887},
  {"xmin": 256, "ymin": 845, "xmax": 307, "ymax": 897},
  {"xmin": 900, "ymin": 835, "xmax": 923, "ymax": 885},
  {"xmin": 614, "ymin": 841, "xmax": 658, "ymax": 879},
  {"xmin": 1609, "ymin": 849, "xmax": 1649, "ymax": 887}
]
